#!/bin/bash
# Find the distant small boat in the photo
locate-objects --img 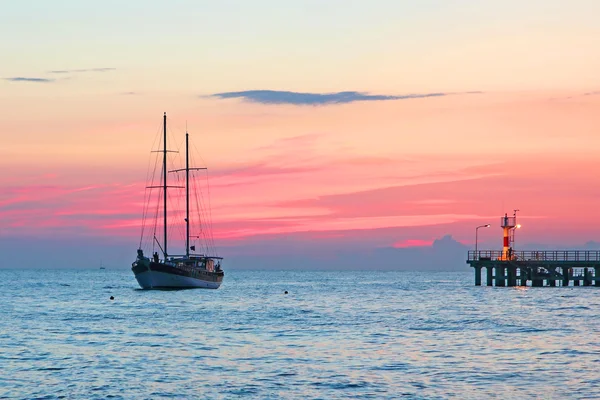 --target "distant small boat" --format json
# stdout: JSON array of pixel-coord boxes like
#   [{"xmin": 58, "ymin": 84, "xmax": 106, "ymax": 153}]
[{"xmin": 131, "ymin": 113, "xmax": 224, "ymax": 289}]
